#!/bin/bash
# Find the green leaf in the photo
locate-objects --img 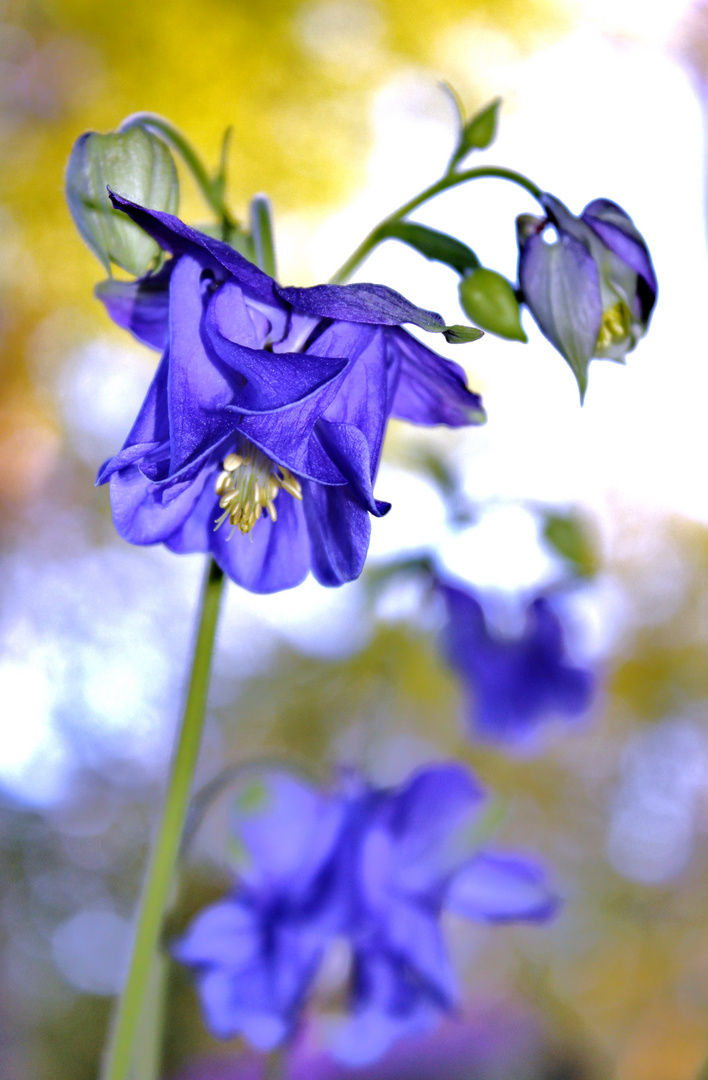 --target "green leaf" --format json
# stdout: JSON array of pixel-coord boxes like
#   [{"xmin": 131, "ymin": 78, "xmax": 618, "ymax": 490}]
[
  {"xmin": 65, "ymin": 126, "xmax": 179, "ymax": 275},
  {"xmin": 379, "ymin": 221, "xmax": 480, "ymax": 275},
  {"xmin": 542, "ymin": 511, "xmax": 599, "ymax": 579},
  {"xmin": 459, "ymin": 267, "xmax": 527, "ymax": 342},
  {"xmin": 449, "ymin": 97, "xmax": 502, "ymax": 171}
]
